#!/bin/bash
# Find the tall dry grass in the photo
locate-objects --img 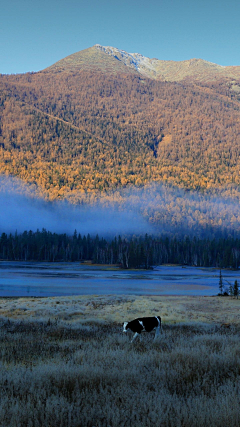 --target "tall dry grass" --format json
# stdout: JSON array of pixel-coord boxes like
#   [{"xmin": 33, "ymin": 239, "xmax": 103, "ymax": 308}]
[{"xmin": 0, "ymin": 313, "xmax": 240, "ymax": 427}]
